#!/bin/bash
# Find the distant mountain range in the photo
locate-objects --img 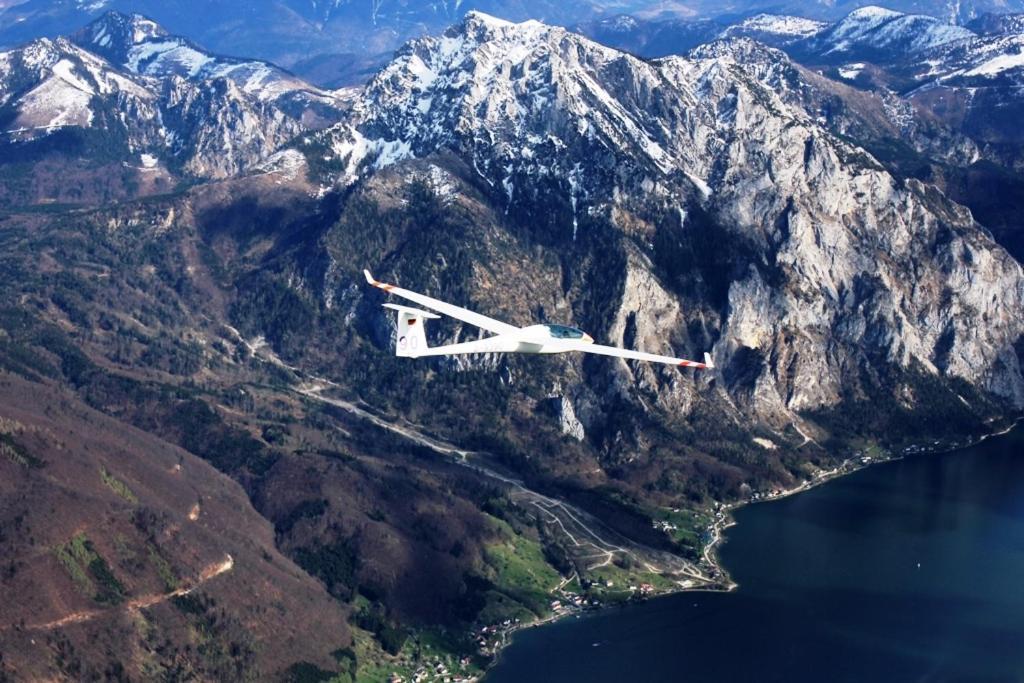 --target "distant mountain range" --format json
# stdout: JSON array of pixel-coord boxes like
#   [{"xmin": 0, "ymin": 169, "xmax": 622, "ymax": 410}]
[
  {"xmin": 3, "ymin": 0, "xmax": 1024, "ymax": 86},
  {"xmin": 0, "ymin": 11, "xmax": 350, "ymax": 205},
  {"xmin": 0, "ymin": 0, "xmax": 661, "ymax": 83}
]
